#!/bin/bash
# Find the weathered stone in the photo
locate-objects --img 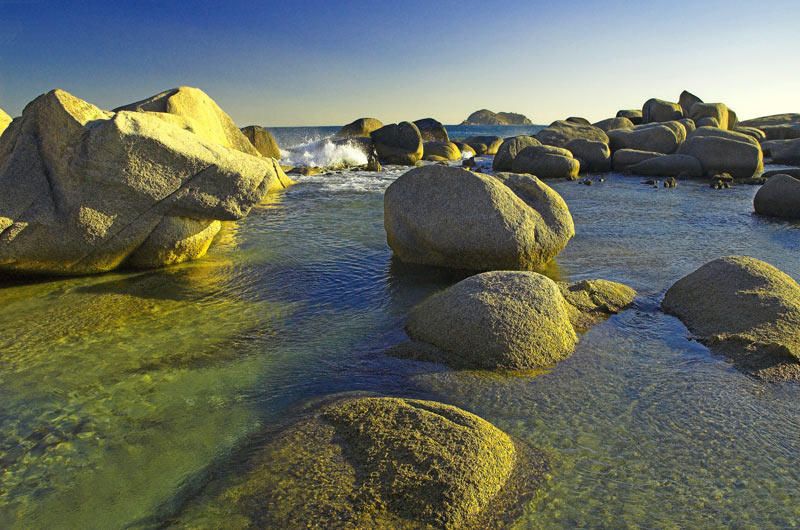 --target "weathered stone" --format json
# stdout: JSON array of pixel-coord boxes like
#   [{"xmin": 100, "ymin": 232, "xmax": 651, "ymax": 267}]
[
  {"xmin": 612, "ymin": 149, "xmax": 662, "ymax": 171},
  {"xmin": 628, "ymin": 154, "xmax": 703, "ymax": 178},
  {"xmin": 557, "ymin": 278, "xmax": 637, "ymax": 329},
  {"xmin": 492, "ymin": 135, "xmax": 541, "ymax": 171},
  {"xmin": 593, "ymin": 117, "xmax": 634, "ymax": 132},
  {"xmin": 677, "ymin": 128, "xmax": 763, "ymax": 177},
  {"xmin": 616, "ymin": 109, "xmax": 643, "ymax": 124},
  {"xmin": 512, "ymin": 145, "xmax": 580, "ymax": 179},
  {"xmin": 642, "ymin": 98, "xmax": 683, "ymax": 123},
  {"xmin": 114, "ymin": 86, "xmax": 259, "ymax": 156},
  {"xmin": 240, "ymin": 125, "xmax": 280, "ymax": 159},
  {"xmin": 695, "ymin": 117, "xmax": 720, "ymax": 128},
  {"xmin": 384, "ymin": 166, "xmax": 574, "ymax": 271},
  {"xmin": 607, "ymin": 122, "xmax": 685, "ymax": 154},
  {"xmin": 335, "ymin": 117, "xmax": 384, "ymax": 138},
  {"xmin": 679, "ymin": 118, "xmax": 696, "ymax": 135},
  {"xmin": 733, "ymin": 126, "xmax": 766, "ymax": 141},
  {"xmin": 414, "ymin": 118, "xmax": 449, "ymax": 142},
  {"xmin": 536, "ymin": 120, "xmax": 608, "ymax": 148},
  {"xmin": 565, "ymin": 138, "xmax": 611, "ymax": 172},
  {"xmin": 463, "ymin": 135, "xmax": 503, "ymax": 156},
  {"xmin": 678, "ymin": 90, "xmax": 703, "ymax": 118},
  {"xmin": 690, "ymin": 102, "xmax": 731, "ymax": 130},
  {"xmin": 738, "ymin": 113, "xmax": 800, "ymax": 129},
  {"xmin": 423, "ymin": 141, "xmax": 461, "ymax": 161},
  {"xmin": 662, "ymin": 256, "xmax": 800, "ymax": 380},
  {"xmin": 754, "ymin": 174, "xmax": 800, "ymax": 219},
  {"xmin": 761, "ymin": 124, "xmax": 800, "ymax": 141},
  {"xmin": 371, "ymin": 122, "xmax": 424, "ymax": 165},
  {"xmin": 0, "ymin": 89, "xmax": 288, "ymax": 275},
  {"xmin": 566, "ymin": 117, "xmax": 590, "ymax": 125}
]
